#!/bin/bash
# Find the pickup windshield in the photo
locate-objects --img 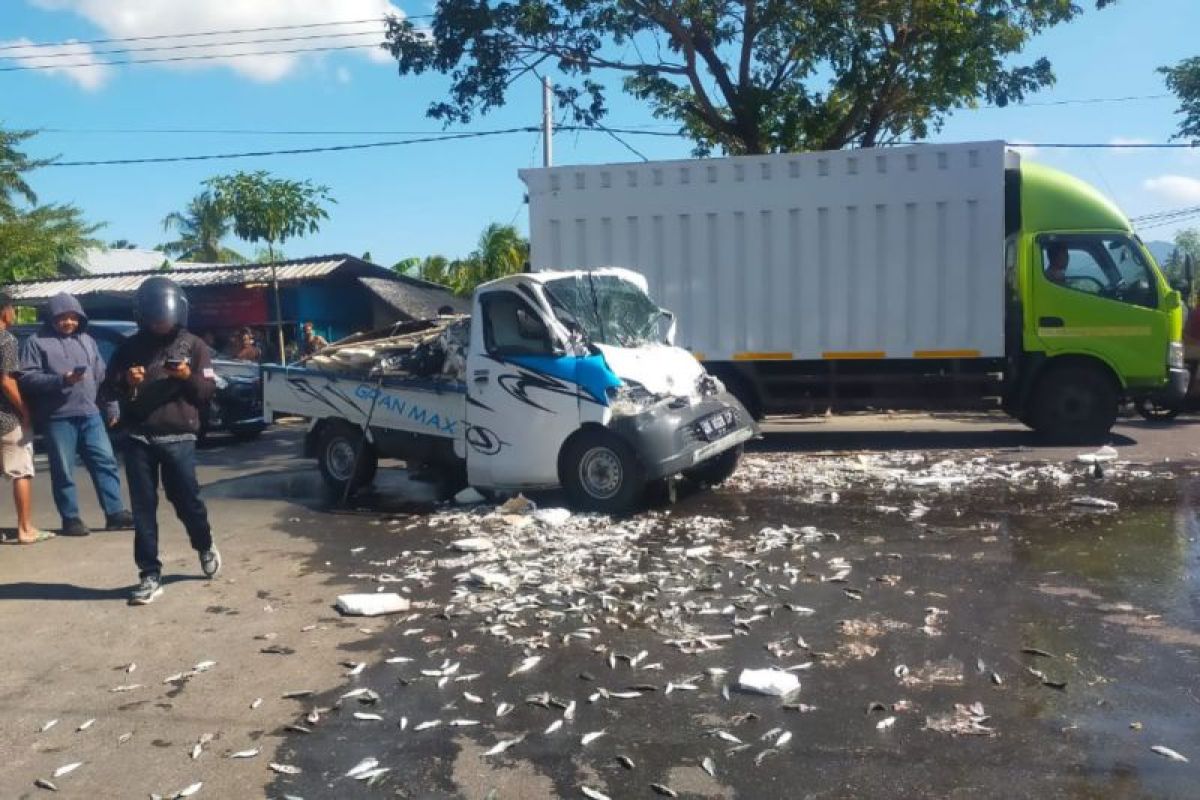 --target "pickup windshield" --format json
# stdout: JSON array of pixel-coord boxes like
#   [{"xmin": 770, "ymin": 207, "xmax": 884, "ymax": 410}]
[{"xmin": 543, "ymin": 274, "xmax": 665, "ymax": 346}]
